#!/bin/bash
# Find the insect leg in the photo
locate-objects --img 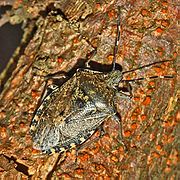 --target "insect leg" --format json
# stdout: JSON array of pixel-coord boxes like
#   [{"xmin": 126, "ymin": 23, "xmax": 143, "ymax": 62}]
[
  {"xmin": 44, "ymin": 71, "xmax": 69, "ymax": 86},
  {"xmin": 112, "ymin": 114, "xmax": 127, "ymax": 150},
  {"xmin": 122, "ymin": 60, "xmax": 173, "ymax": 75},
  {"xmin": 76, "ymin": 68, "xmax": 104, "ymax": 74},
  {"xmin": 75, "ymin": 125, "xmax": 106, "ymax": 162},
  {"xmin": 116, "ymin": 80, "xmax": 133, "ymax": 99},
  {"xmin": 39, "ymin": 84, "xmax": 59, "ymax": 103}
]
